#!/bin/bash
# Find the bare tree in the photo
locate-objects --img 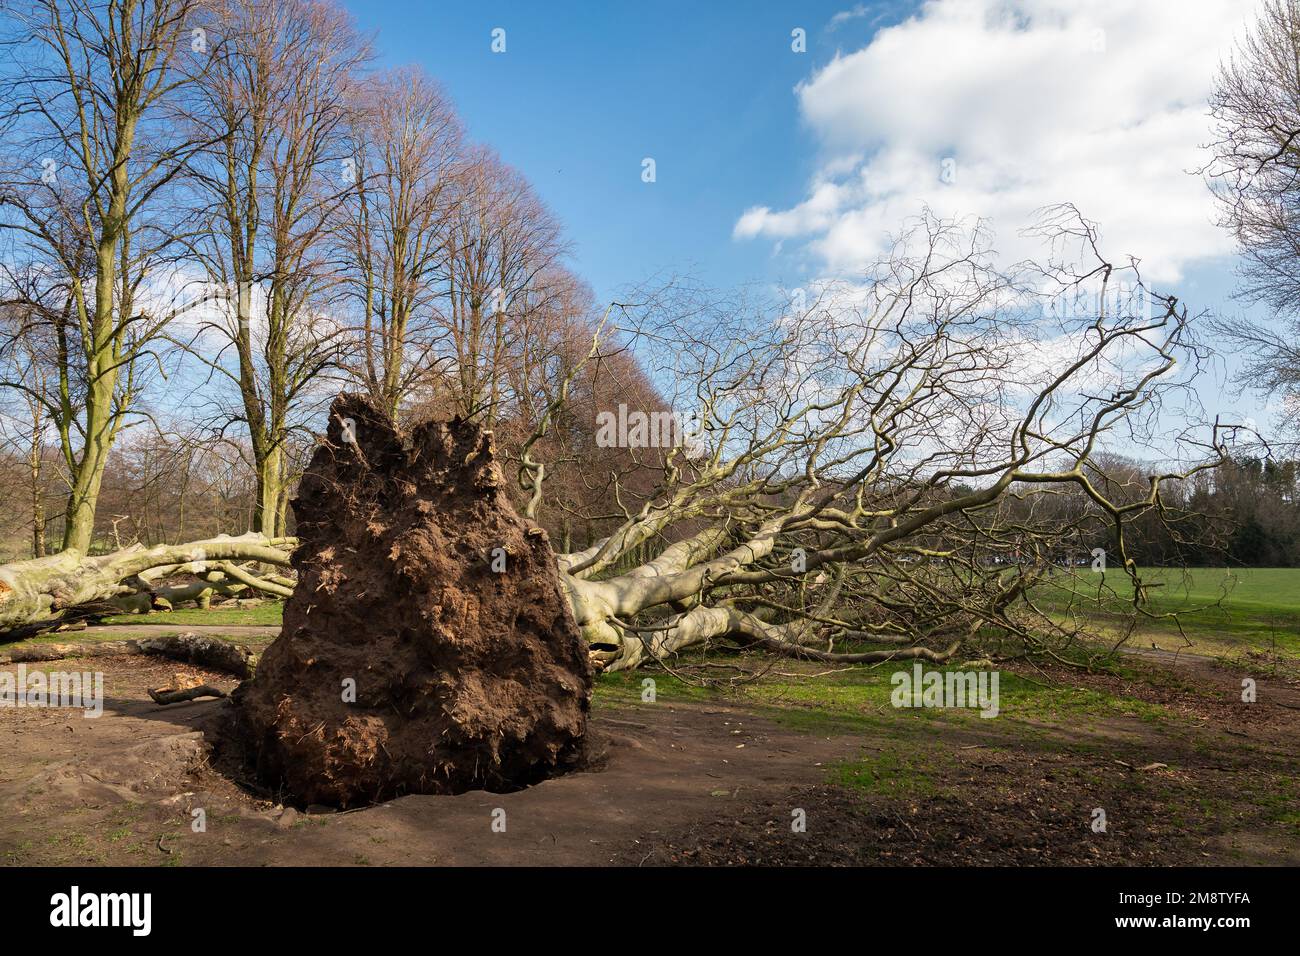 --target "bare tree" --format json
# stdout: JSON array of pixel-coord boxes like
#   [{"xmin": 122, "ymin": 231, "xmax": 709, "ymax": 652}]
[
  {"xmin": 0, "ymin": 0, "xmax": 215, "ymax": 552},
  {"xmin": 439, "ymin": 150, "xmax": 566, "ymax": 424},
  {"xmin": 498, "ymin": 273, "xmax": 682, "ymax": 553},
  {"xmin": 1207, "ymin": 0, "xmax": 1300, "ymax": 450},
  {"xmin": 543, "ymin": 212, "xmax": 1224, "ymax": 670},
  {"xmin": 338, "ymin": 66, "xmax": 462, "ymax": 417},
  {"xmin": 169, "ymin": 0, "xmax": 368, "ymax": 536}
]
